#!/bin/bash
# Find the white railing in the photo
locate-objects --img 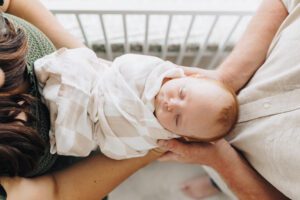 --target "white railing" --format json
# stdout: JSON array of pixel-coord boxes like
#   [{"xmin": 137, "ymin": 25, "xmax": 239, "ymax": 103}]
[{"xmin": 51, "ymin": 9, "xmax": 254, "ymax": 68}]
